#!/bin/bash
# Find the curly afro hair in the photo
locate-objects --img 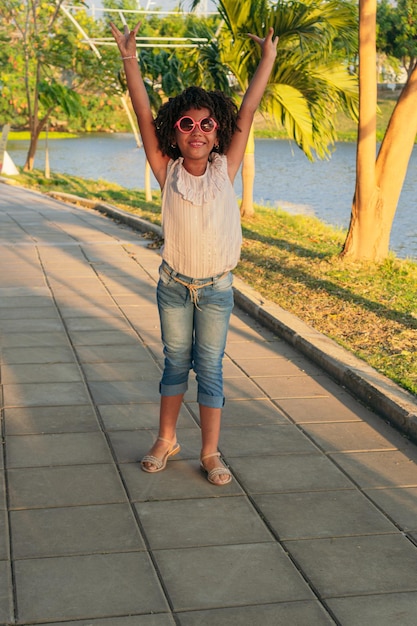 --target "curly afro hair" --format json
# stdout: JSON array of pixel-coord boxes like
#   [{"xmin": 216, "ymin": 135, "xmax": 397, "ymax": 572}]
[{"xmin": 154, "ymin": 86, "xmax": 240, "ymax": 160}]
